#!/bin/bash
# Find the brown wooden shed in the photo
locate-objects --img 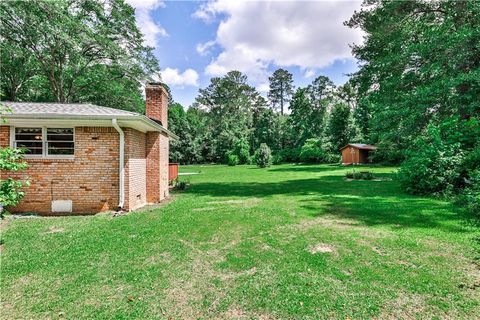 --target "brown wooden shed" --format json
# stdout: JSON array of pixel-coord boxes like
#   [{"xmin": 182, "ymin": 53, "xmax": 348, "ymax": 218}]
[{"xmin": 340, "ymin": 144, "xmax": 377, "ymax": 165}]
